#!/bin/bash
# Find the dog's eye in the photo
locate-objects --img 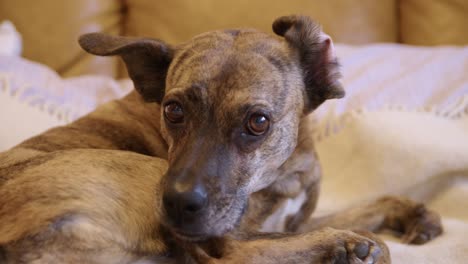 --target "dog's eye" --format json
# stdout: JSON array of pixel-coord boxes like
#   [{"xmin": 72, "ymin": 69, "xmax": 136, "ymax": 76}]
[
  {"xmin": 164, "ymin": 102, "xmax": 184, "ymax": 123},
  {"xmin": 247, "ymin": 113, "xmax": 270, "ymax": 136}
]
